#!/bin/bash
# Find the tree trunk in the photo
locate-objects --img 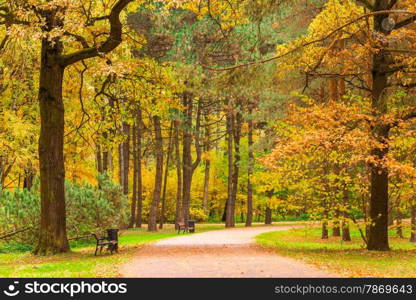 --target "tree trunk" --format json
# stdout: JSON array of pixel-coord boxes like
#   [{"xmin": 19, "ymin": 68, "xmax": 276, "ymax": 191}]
[
  {"xmin": 202, "ymin": 111, "xmax": 211, "ymax": 215},
  {"xmin": 225, "ymin": 110, "xmax": 234, "ymax": 228},
  {"xmin": 174, "ymin": 120, "xmax": 182, "ymax": 230},
  {"xmin": 396, "ymin": 210, "xmax": 403, "ymax": 238},
  {"xmin": 342, "ymin": 189, "xmax": 351, "ymax": 241},
  {"xmin": 148, "ymin": 115, "xmax": 163, "ymax": 232},
  {"xmin": 246, "ymin": 109, "xmax": 254, "ymax": 227},
  {"xmin": 23, "ymin": 166, "xmax": 34, "ymax": 191},
  {"xmin": 159, "ymin": 123, "xmax": 173, "ymax": 229},
  {"xmin": 265, "ymin": 206, "xmax": 272, "ymax": 225},
  {"xmin": 231, "ymin": 110, "xmax": 242, "ymax": 227},
  {"xmin": 118, "ymin": 143, "xmax": 124, "ymax": 188},
  {"xmin": 96, "ymin": 145, "xmax": 103, "ymax": 174},
  {"xmin": 322, "ymin": 206, "xmax": 329, "ymax": 239},
  {"xmin": 102, "ymin": 132, "xmax": 109, "ymax": 173},
  {"xmin": 34, "ymin": 36, "xmax": 69, "ymax": 255},
  {"xmin": 367, "ymin": 1, "xmax": 391, "ymax": 251},
  {"xmin": 135, "ymin": 108, "xmax": 143, "ymax": 228},
  {"xmin": 410, "ymin": 202, "xmax": 416, "ymax": 242},
  {"xmin": 128, "ymin": 124, "xmax": 137, "ymax": 228},
  {"xmin": 122, "ymin": 123, "xmax": 130, "ymax": 195},
  {"xmin": 202, "ymin": 159, "xmax": 210, "ymax": 215},
  {"xmin": 333, "ymin": 209, "xmax": 341, "ymax": 237},
  {"xmin": 182, "ymin": 93, "xmax": 193, "ymax": 225}
]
